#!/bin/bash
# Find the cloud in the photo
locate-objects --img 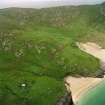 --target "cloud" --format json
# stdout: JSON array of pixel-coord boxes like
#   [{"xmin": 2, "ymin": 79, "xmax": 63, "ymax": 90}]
[{"xmin": 0, "ymin": 0, "xmax": 105, "ymax": 8}]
